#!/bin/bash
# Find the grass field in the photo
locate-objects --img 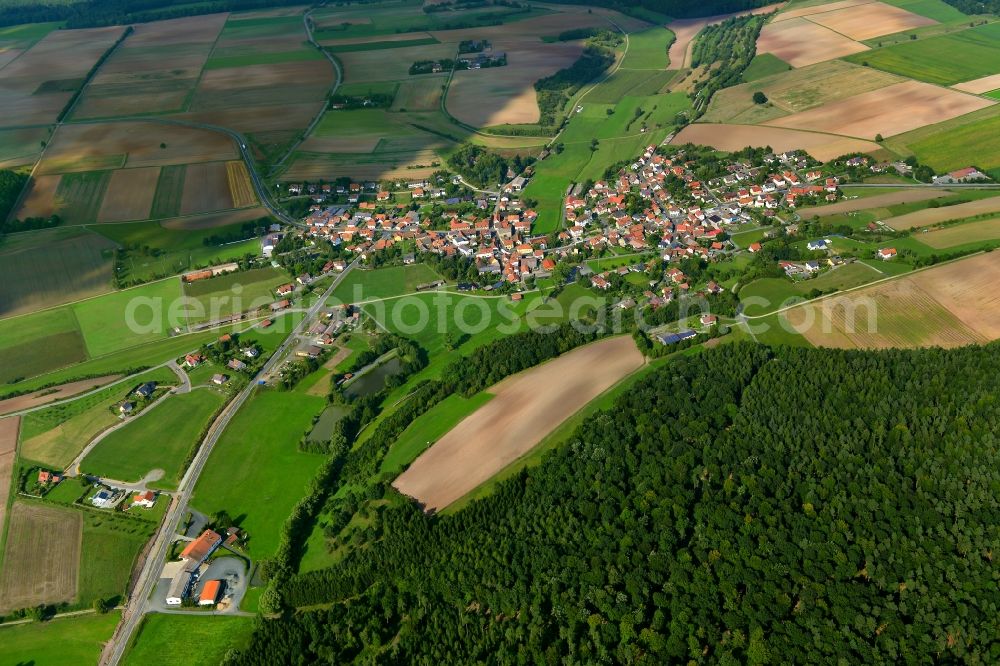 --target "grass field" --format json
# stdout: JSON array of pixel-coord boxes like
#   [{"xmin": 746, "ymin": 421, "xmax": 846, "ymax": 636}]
[
  {"xmin": 881, "ymin": 0, "xmax": 969, "ymax": 22},
  {"xmin": 77, "ymin": 510, "xmax": 157, "ymax": 606},
  {"xmin": 192, "ymin": 390, "xmax": 327, "ymax": 559},
  {"xmin": 183, "ymin": 266, "xmax": 287, "ymax": 322},
  {"xmin": 0, "ymin": 610, "xmax": 121, "ymax": 666},
  {"xmin": 917, "ymin": 217, "xmax": 1000, "ymax": 248},
  {"xmin": 71, "ymin": 279, "xmax": 183, "ymax": 357},
  {"xmin": 0, "ymin": 306, "xmax": 88, "ymax": 385},
  {"xmin": 81, "ymin": 389, "xmax": 227, "ymax": 489},
  {"xmin": 844, "ymin": 23, "xmax": 1000, "ymax": 86},
  {"xmin": 124, "ymin": 614, "xmax": 255, "ymax": 666},
  {"xmin": 331, "ymin": 263, "xmax": 444, "ymax": 303},
  {"xmin": 742, "ymin": 53, "xmax": 791, "ymax": 82},
  {"xmin": 19, "ymin": 367, "xmax": 176, "ymax": 468},
  {"xmin": 890, "ymin": 107, "xmax": 1000, "ymax": 177},
  {"xmin": 740, "ymin": 262, "xmax": 889, "ymax": 316}
]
